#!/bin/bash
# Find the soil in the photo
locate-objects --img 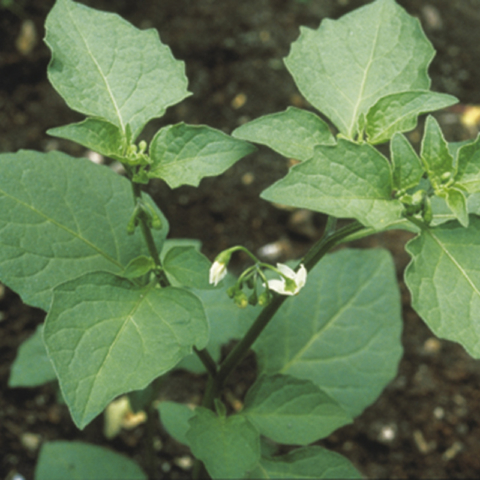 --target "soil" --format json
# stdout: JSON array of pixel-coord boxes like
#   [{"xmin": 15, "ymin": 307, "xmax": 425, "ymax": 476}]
[{"xmin": 2, "ymin": 0, "xmax": 480, "ymax": 479}]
